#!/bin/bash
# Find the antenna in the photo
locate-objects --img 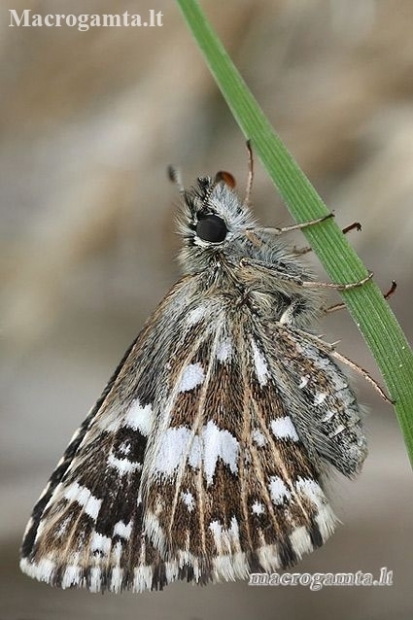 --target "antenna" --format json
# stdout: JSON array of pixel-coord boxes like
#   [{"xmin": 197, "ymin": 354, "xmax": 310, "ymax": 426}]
[{"xmin": 167, "ymin": 165, "xmax": 185, "ymax": 195}]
